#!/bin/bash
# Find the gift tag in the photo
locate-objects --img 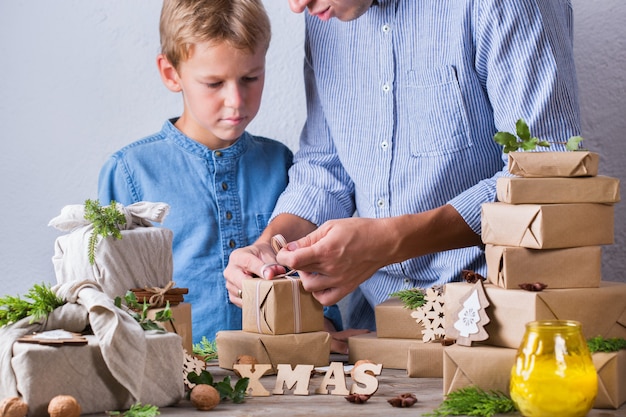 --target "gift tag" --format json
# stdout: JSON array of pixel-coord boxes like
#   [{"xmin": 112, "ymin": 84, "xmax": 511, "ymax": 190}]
[{"xmin": 17, "ymin": 330, "xmax": 88, "ymax": 346}]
